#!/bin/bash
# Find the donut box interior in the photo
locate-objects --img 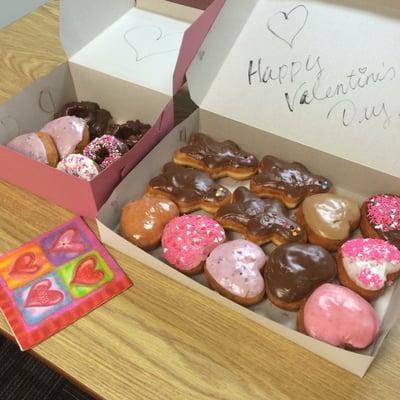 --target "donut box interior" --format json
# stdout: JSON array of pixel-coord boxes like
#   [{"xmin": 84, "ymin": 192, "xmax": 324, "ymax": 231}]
[
  {"xmin": 0, "ymin": 0, "xmax": 213, "ymax": 218},
  {"xmin": 97, "ymin": 0, "xmax": 400, "ymax": 377}
]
